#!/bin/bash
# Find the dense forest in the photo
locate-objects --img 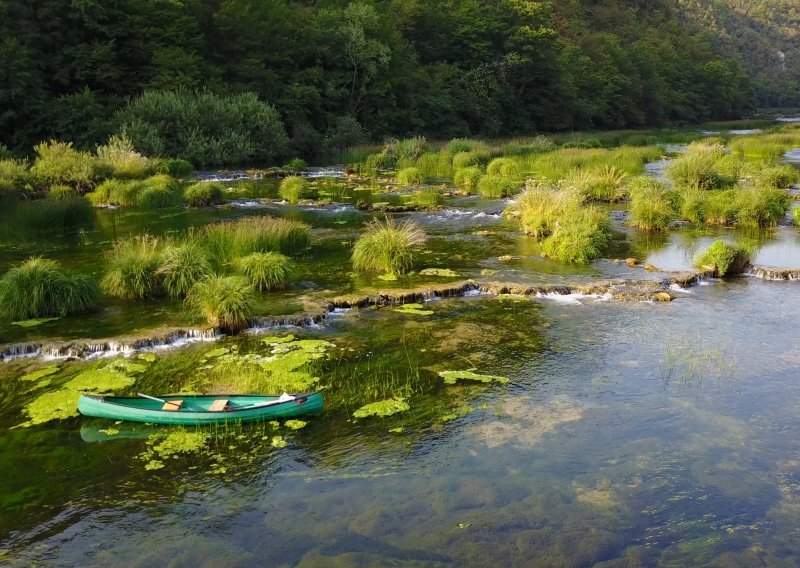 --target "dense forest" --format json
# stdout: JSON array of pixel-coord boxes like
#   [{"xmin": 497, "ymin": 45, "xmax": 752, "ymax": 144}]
[
  {"xmin": 676, "ymin": 0, "xmax": 800, "ymax": 108},
  {"xmin": 0, "ymin": 0, "xmax": 759, "ymax": 164}
]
